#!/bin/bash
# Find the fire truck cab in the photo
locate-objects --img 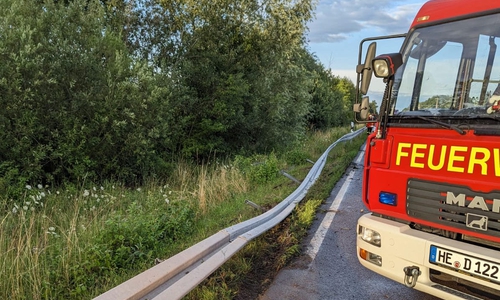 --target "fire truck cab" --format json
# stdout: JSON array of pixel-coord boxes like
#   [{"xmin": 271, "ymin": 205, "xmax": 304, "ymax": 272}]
[{"xmin": 354, "ymin": 1, "xmax": 500, "ymax": 299}]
